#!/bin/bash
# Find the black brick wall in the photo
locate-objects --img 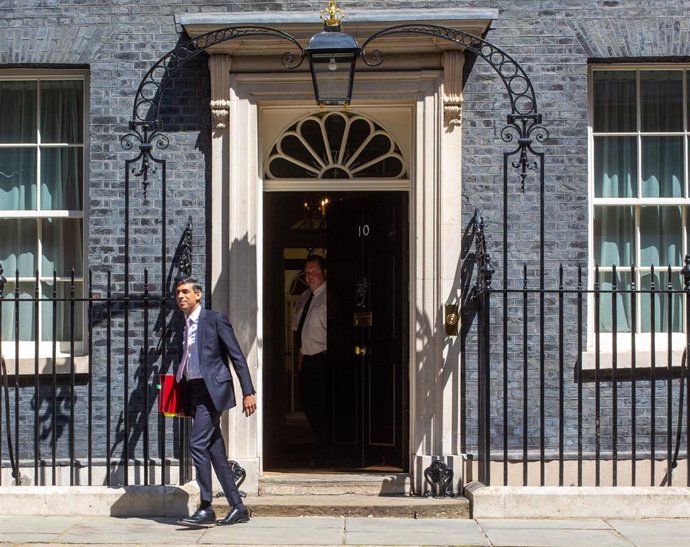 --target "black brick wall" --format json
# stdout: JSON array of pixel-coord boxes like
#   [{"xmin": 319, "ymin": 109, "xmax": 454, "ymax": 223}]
[{"xmin": 1, "ymin": 0, "xmax": 688, "ymax": 479}]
